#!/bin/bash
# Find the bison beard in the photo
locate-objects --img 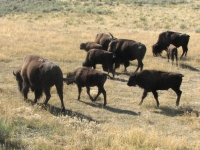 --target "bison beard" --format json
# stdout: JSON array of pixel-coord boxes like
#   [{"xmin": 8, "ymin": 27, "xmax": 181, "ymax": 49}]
[
  {"xmin": 13, "ymin": 55, "xmax": 65, "ymax": 113},
  {"xmin": 127, "ymin": 70, "xmax": 183, "ymax": 107}
]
